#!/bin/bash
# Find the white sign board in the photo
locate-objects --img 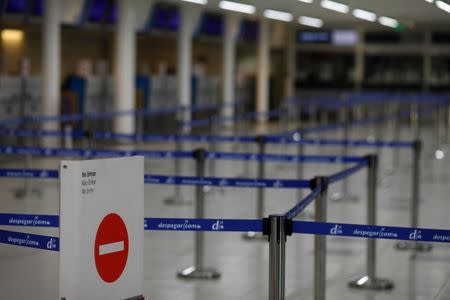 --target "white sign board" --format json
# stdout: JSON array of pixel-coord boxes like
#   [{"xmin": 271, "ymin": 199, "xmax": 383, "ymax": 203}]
[{"xmin": 59, "ymin": 157, "xmax": 144, "ymax": 300}]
